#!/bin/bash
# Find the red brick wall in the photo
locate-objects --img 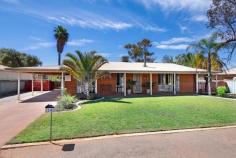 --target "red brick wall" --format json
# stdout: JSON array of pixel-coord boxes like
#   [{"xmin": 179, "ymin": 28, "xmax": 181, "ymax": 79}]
[
  {"xmin": 152, "ymin": 74, "xmax": 158, "ymax": 94},
  {"xmin": 142, "ymin": 74, "xmax": 149, "ymax": 94},
  {"xmin": 179, "ymin": 74, "xmax": 195, "ymax": 93},
  {"xmin": 97, "ymin": 73, "xmax": 117, "ymax": 95},
  {"xmin": 65, "ymin": 76, "xmax": 77, "ymax": 96},
  {"xmin": 138, "ymin": 73, "xmax": 158, "ymax": 94}
]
